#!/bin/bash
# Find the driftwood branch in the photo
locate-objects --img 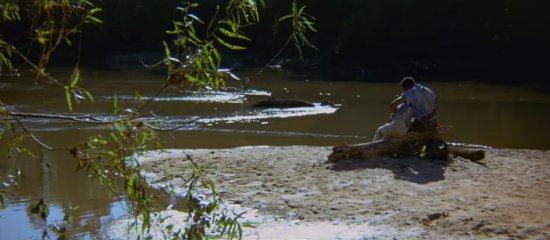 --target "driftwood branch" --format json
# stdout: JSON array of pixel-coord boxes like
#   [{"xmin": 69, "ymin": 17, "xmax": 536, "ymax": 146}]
[
  {"xmin": 328, "ymin": 125, "xmax": 486, "ymax": 163},
  {"xmin": 449, "ymin": 148, "xmax": 486, "ymax": 163},
  {"xmin": 328, "ymin": 126, "xmax": 452, "ymax": 163}
]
